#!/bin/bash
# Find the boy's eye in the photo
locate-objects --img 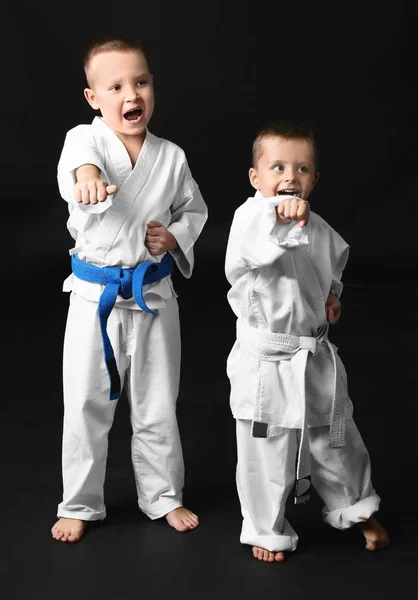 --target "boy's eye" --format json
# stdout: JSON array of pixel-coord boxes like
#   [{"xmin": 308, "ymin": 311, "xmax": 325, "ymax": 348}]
[
  {"xmin": 137, "ymin": 79, "xmax": 149, "ymax": 86},
  {"xmin": 110, "ymin": 85, "xmax": 121, "ymax": 91},
  {"xmin": 272, "ymin": 165, "xmax": 284, "ymax": 172},
  {"xmin": 299, "ymin": 166, "xmax": 309, "ymax": 173}
]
